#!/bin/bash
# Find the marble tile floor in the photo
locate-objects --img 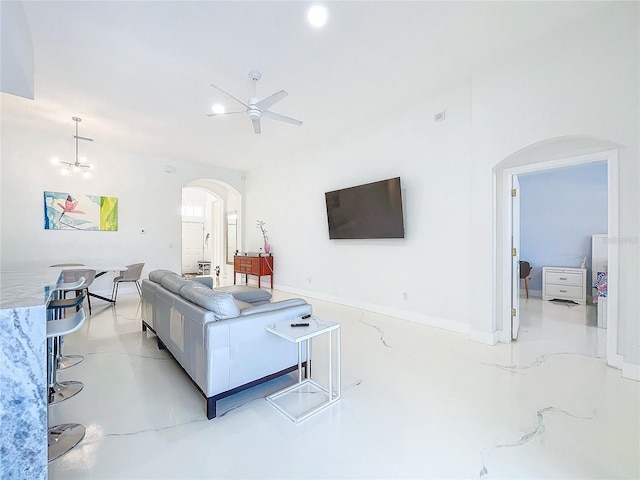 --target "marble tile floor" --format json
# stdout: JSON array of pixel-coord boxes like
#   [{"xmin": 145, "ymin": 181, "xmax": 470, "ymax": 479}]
[{"xmin": 48, "ymin": 290, "xmax": 639, "ymax": 479}]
